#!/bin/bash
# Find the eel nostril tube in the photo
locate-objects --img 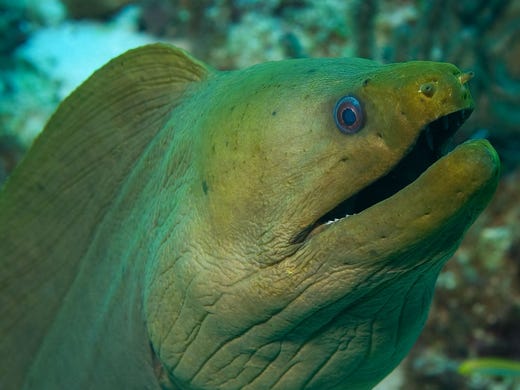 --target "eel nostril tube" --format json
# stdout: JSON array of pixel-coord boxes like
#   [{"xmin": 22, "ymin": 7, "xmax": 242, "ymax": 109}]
[{"xmin": 458, "ymin": 71, "xmax": 475, "ymax": 84}]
